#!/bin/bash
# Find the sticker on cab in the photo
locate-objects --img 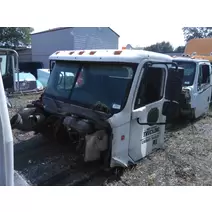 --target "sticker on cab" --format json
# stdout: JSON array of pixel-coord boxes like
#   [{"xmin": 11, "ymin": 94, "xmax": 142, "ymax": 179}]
[{"xmin": 112, "ymin": 104, "xmax": 121, "ymax": 109}]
